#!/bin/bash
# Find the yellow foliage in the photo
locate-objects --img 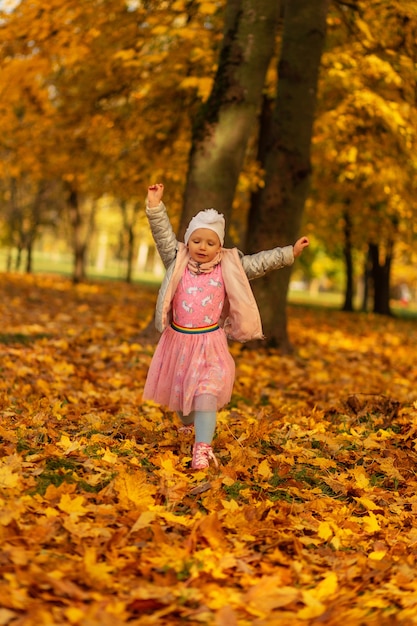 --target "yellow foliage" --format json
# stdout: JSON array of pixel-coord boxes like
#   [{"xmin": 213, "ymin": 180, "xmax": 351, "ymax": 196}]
[
  {"xmin": 1, "ymin": 251, "xmax": 417, "ymax": 619},
  {"xmin": 311, "ymin": 1, "xmax": 417, "ymax": 254},
  {"xmin": 114, "ymin": 467, "xmax": 157, "ymax": 509}
]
